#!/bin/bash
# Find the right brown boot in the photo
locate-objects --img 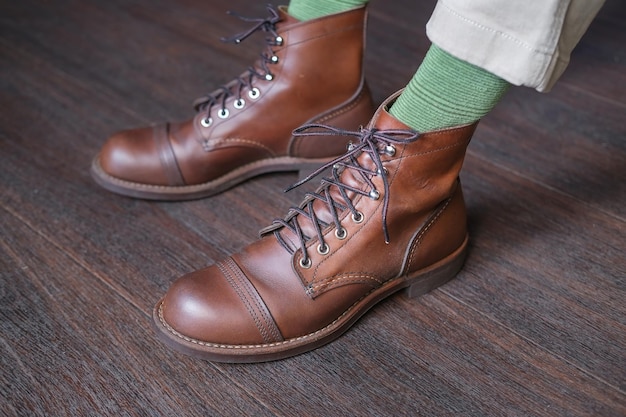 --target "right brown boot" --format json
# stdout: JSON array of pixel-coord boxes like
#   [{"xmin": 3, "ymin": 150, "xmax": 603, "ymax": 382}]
[
  {"xmin": 91, "ymin": 5, "xmax": 374, "ymax": 200},
  {"xmin": 152, "ymin": 91, "xmax": 477, "ymax": 362}
]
